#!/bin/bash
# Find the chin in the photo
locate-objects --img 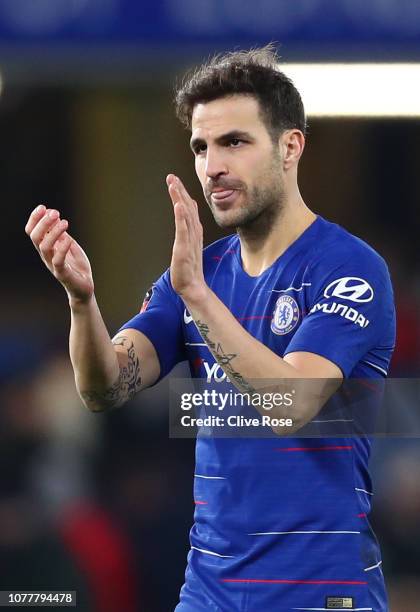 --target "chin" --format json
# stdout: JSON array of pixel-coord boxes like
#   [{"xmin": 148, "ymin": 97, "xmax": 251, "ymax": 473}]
[{"xmin": 213, "ymin": 211, "xmax": 245, "ymax": 230}]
